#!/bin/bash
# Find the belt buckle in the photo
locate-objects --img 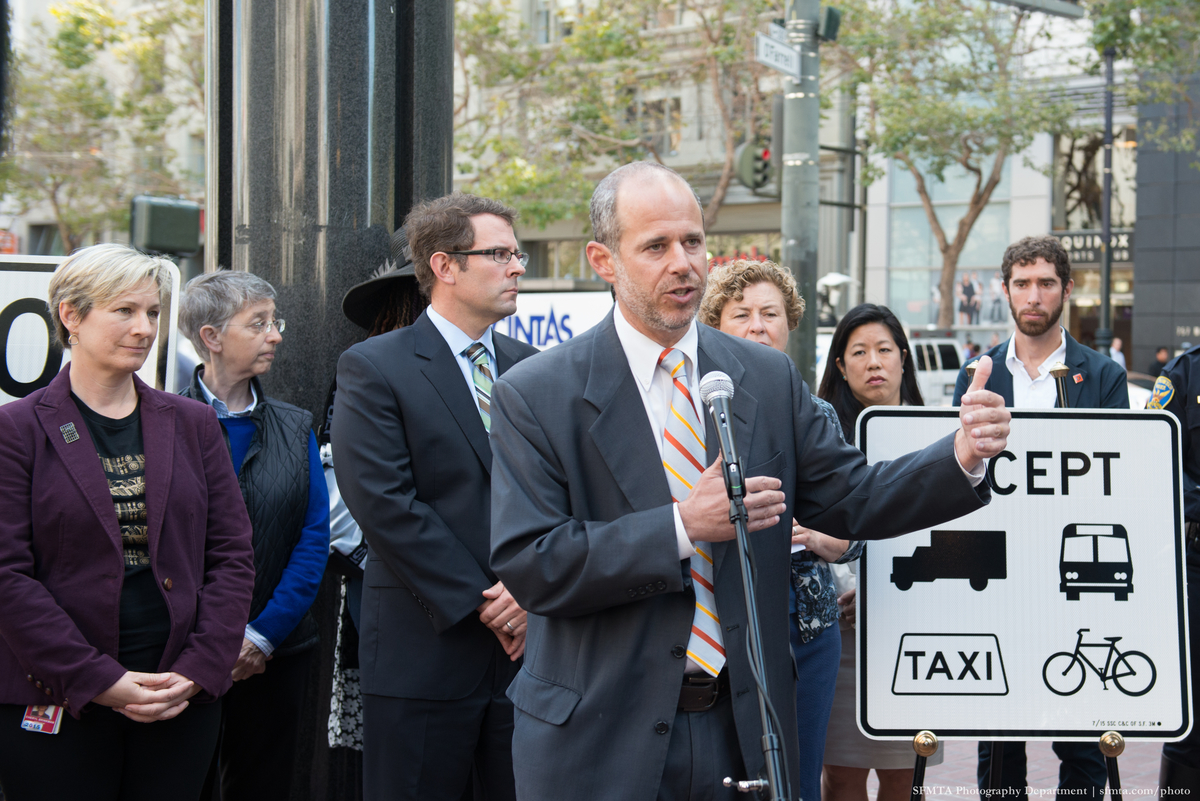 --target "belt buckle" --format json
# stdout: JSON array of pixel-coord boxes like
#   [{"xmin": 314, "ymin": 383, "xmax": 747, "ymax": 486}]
[{"xmin": 679, "ymin": 674, "xmax": 721, "ymax": 712}]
